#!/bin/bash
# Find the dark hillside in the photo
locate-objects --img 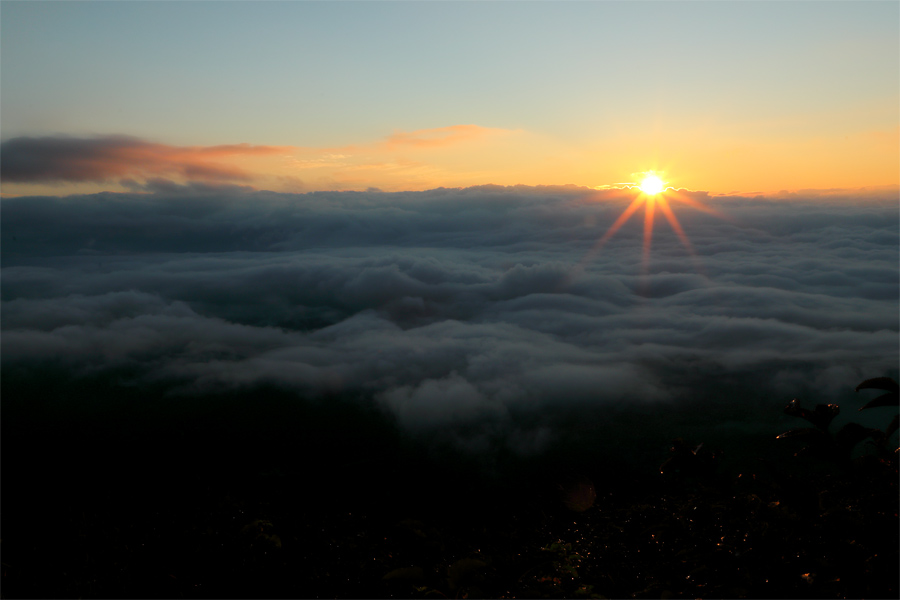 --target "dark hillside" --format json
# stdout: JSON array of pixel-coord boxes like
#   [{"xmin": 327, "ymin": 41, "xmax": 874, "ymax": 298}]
[{"xmin": 2, "ymin": 376, "xmax": 897, "ymax": 599}]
